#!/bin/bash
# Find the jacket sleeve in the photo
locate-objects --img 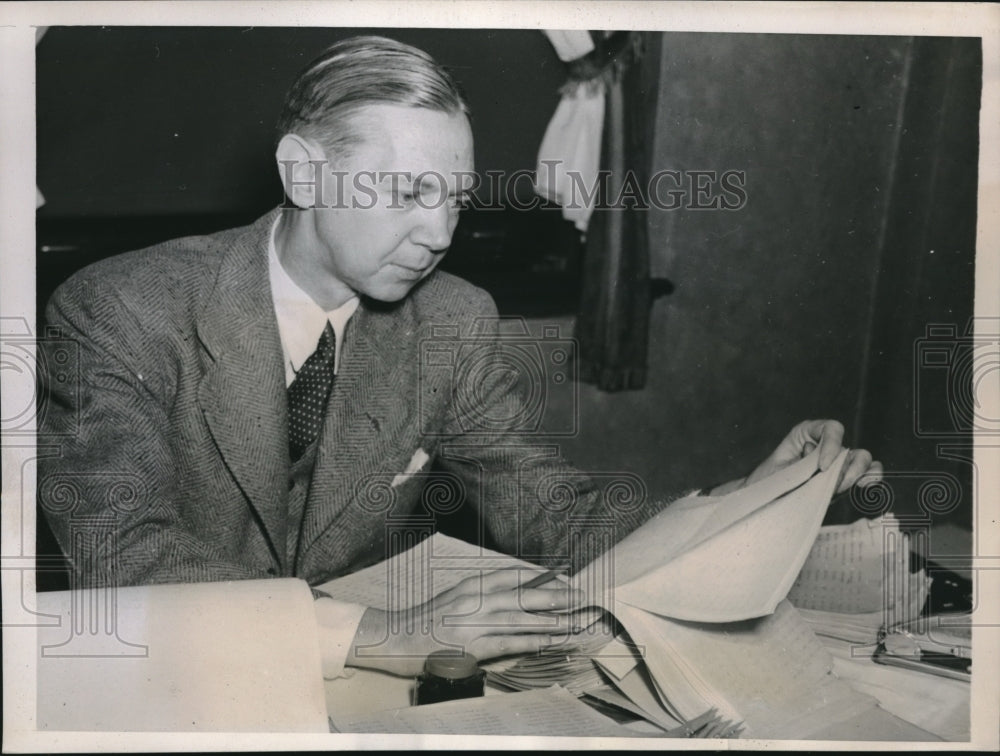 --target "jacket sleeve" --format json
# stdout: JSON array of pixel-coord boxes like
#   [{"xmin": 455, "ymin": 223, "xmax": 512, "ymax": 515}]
[
  {"xmin": 37, "ymin": 276, "xmax": 265, "ymax": 588},
  {"xmin": 429, "ymin": 291, "xmax": 670, "ymax": 573}
]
